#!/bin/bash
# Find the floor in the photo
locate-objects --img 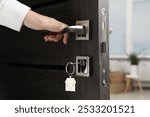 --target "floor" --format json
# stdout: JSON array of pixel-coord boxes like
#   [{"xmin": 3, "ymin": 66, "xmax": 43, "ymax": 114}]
[{"xmin": 110, "ymin": 89, "xmax": 150, "ymax": 100}]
